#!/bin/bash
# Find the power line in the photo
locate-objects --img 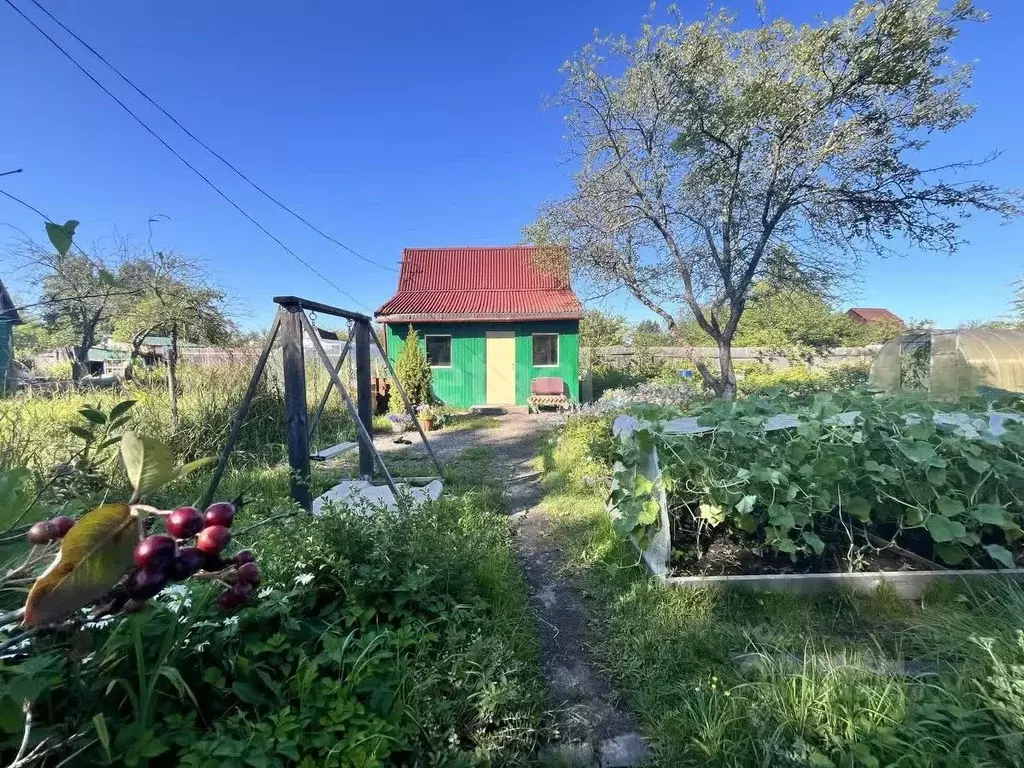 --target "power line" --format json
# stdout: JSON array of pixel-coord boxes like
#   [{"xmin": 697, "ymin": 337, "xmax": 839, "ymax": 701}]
[
  {"xmin": 3, "ymin": 0, "xmax": 374, "ymax": 313},
  {"xmin": 25, "ymin": 0, "xmax": 396, "ymax": 274}
]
